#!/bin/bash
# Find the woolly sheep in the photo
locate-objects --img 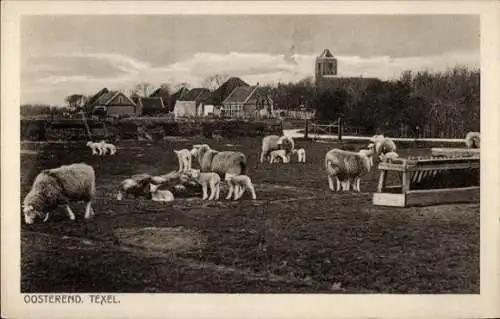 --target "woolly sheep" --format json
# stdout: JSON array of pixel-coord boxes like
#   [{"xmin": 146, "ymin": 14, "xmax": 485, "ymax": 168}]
[
  {"xmin": 99, "ymin": 141, "xmax": 117, "ymax": 155},
  {"xmin": 259, "ymin": 135, "xmax": 295, "ymax": 163},
  {"xmin": 369, "ymin": 135, "xmax": 397, "ymax": 160},
  {"xmin": 465, "ymin": 131, "xmax": 480, "ymax": 149},
  {"xmin": 269, "ymin": 149, "xmax": 289, "ymax": 163},
  {"xmin": 293, "ymin": 148, "xmax": 306, "ymax": 163},
  {"xmin": 173, "ymin": 149, "xmax": 192, "ymax": 173},
  {"xmin": 22, "ymin": 163, "xmax": 96, "ymax": 224},
  {"xmin": 185, "ymin": 168, "xmax": 221, "ymax": 200},
  {"xmin": 324, "ymin": 148, "xmax": 373, "ymax": 193}
]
